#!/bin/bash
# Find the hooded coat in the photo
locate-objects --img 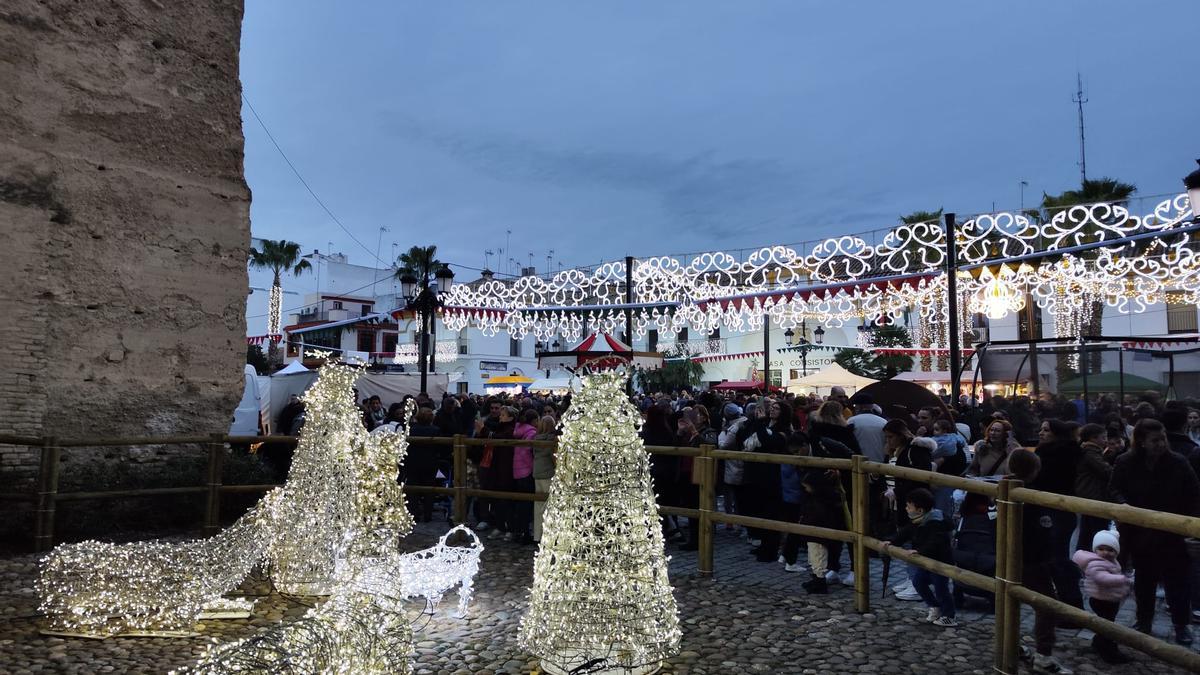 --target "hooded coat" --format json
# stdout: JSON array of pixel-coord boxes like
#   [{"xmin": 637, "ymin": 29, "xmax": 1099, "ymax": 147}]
[{"xmin": 1071, "ymin": 550, "xmax": 1130, "ymax": 602}]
